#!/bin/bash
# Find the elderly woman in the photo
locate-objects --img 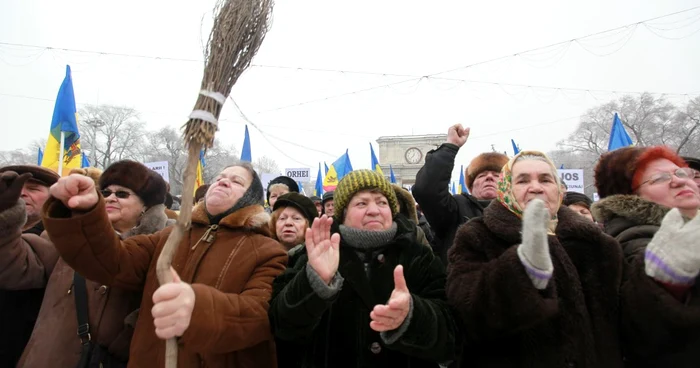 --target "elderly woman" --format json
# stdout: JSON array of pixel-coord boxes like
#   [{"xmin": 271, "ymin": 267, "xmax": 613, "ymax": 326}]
[
  {"xmin": 42, "ymin": 162, "xmax": 287, "ymax": 367},
  {"xmin": 446, "ymin": 151, "xmax": 624, "ymax": 368},
  {"xmin": 270, "ymin": 192, "xmax": 318, "ymax": 259},
  {"xmin": 592, "ymin": 146, "xmax": 700, "ymax": 367},
  {"xmin": 0, "ymin": 160, "xmax": 169, "ymax": 367},
  {"xmin": 267, "ymin": 175, "xmax": 299, "ymax": 209},
  {"xmin": 270, "ymin": 170, "xmax": 456, "ymax": 368}
]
